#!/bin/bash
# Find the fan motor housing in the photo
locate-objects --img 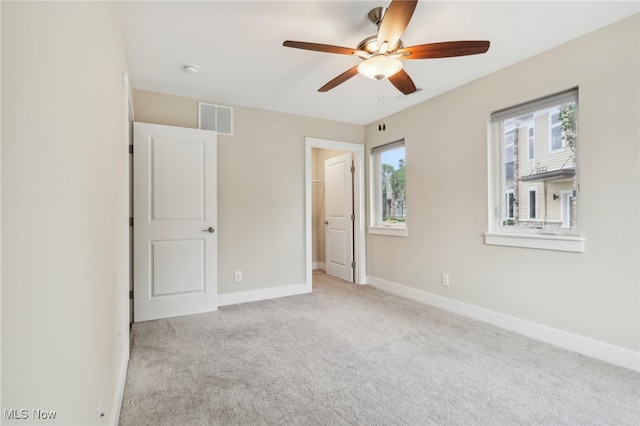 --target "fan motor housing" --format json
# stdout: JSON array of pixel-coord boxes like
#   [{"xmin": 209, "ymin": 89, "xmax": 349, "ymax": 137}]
[
  {"xmin": 357, "ymin": 36, "xmax": 403, "ymax": 59},
  {"xmin": 358, "ymin": 7, "xmax": 403, "ymax": 59}
]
